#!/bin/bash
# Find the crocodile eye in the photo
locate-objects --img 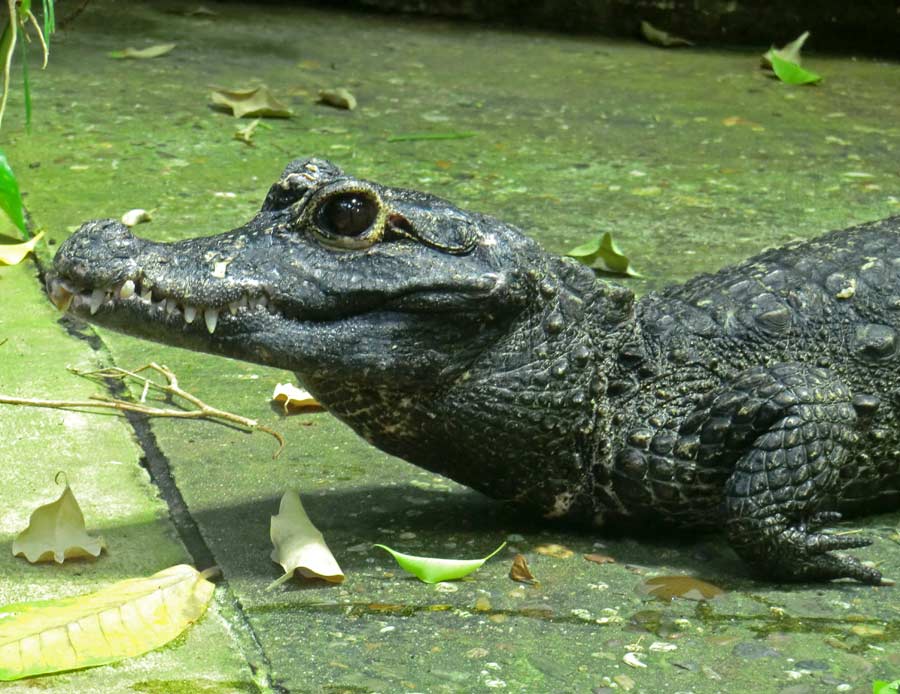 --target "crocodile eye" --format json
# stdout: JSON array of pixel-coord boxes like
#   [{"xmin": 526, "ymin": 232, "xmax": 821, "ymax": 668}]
[{"xmin": 318, "ymin": 192, "xmax": 379, "ymax": 238}]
